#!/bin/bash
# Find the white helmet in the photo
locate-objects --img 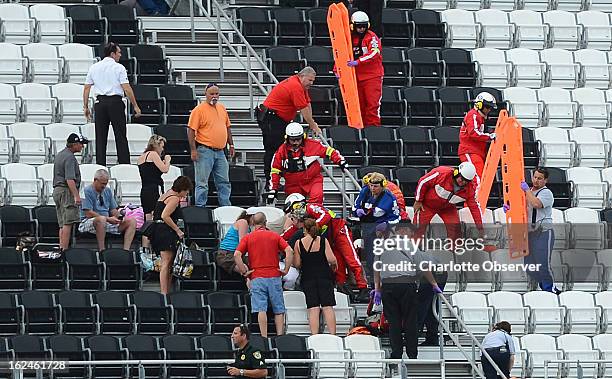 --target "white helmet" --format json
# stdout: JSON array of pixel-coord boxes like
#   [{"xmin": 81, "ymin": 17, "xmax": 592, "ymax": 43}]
[
  {"xmin": 475, "ymin": 92, "xmax": 497, "ymax": 110},
  {"xmin": 351, "ymin": 11, "xmax": 370, "ymax": 26},
  {"xmin": 457, "ymin": 162, "xmax": 477, "ymax": 181},
  {"xmin": 284, "ymin": 193, "xmax": 306, "ymax": 213},
  {"xmin": 285, "ymin": 122, "xmax": 304, "ymax": 138}
]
